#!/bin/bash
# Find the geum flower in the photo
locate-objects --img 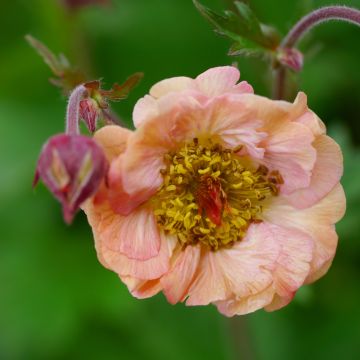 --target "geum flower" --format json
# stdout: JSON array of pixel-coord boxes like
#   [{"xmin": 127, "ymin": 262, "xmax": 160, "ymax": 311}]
[{"xmin": 83, "ymin": 66, "xmax": 345, "ymax": 316}]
